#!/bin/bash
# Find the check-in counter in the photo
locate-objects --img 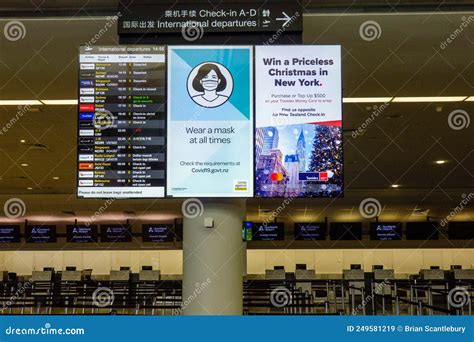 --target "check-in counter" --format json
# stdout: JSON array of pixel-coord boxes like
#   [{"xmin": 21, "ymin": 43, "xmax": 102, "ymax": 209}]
[
  {"xmin": 265, "ymin": 269, "xmax": 285, "ymax": 280},
  {"xmin": 295, "ymin": 269, "xmax": 316, "ymax": 280},
  {"xmin": 420, "ymin": 269, "xmax": 444, "ymax": 280},
  {"xmin": 454, "ymin": 269, "xmax": 474, "ymax": 280},
  {"xmin": 343, "ymin": 269, "xmax": 364, "ymax": 294},
  {"xmin": 110, "ymin": 270, "xmax": 130, "ymax": 281},
  {"xmin": 373, "ymin": 269, "xmax": 394, "ymax": 295},
  {"xmin": 61, "ymin": 271, "xmax": 82, "ymax": 282},
  {"xmin": 31, "ymin": 271, "xmax": 53, "ymax": 282},
  {"xmin": 139, "ymin": 270, "xmax": 161, "ymax": 281}
]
